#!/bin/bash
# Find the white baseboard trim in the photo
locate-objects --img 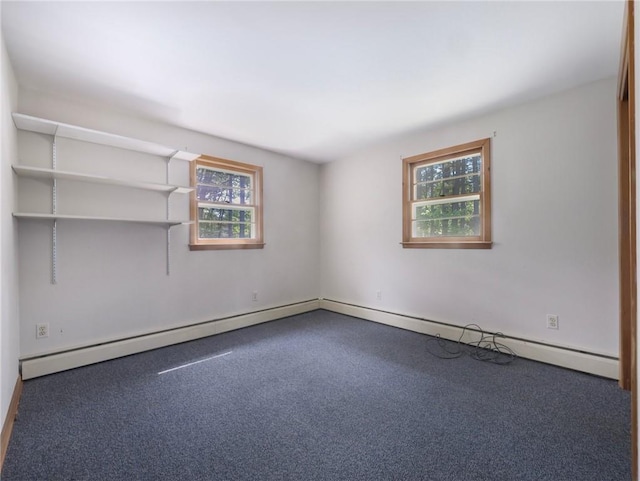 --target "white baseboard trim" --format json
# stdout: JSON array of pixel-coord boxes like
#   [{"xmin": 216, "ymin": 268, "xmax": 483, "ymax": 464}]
[
  {"xmin": 320, "ymin": 299, "xmax": 619, "ymax": 380},
  {"xmin": 21, "ymin": 300, "xmax": 320, "ymax": 380}
]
